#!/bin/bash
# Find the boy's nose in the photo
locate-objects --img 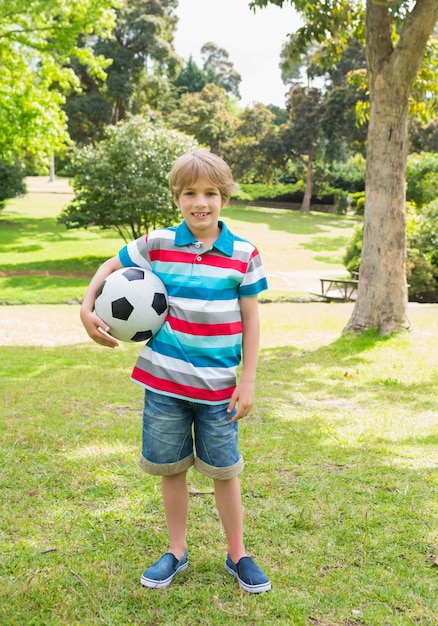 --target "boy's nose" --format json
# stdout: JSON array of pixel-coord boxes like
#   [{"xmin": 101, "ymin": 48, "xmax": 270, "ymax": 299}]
[{"xmin": 194, "ymin": 195, "xmax": 207, "ymax": 207}]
